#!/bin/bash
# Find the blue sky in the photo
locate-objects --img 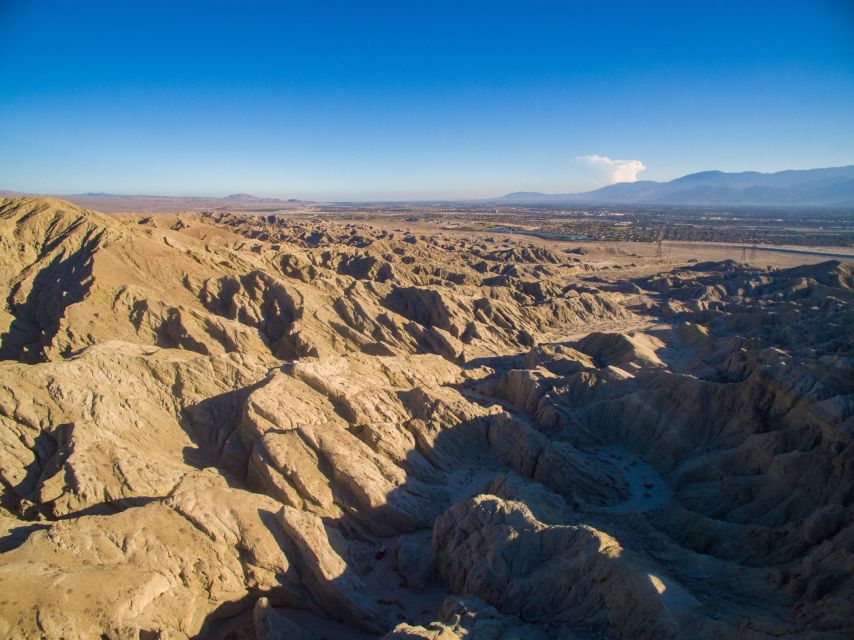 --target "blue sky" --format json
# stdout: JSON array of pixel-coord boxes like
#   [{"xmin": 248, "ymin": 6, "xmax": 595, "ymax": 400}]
[{"xmin": 1, "ymin": 1, "xmax": 852, "ymax": 200}]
